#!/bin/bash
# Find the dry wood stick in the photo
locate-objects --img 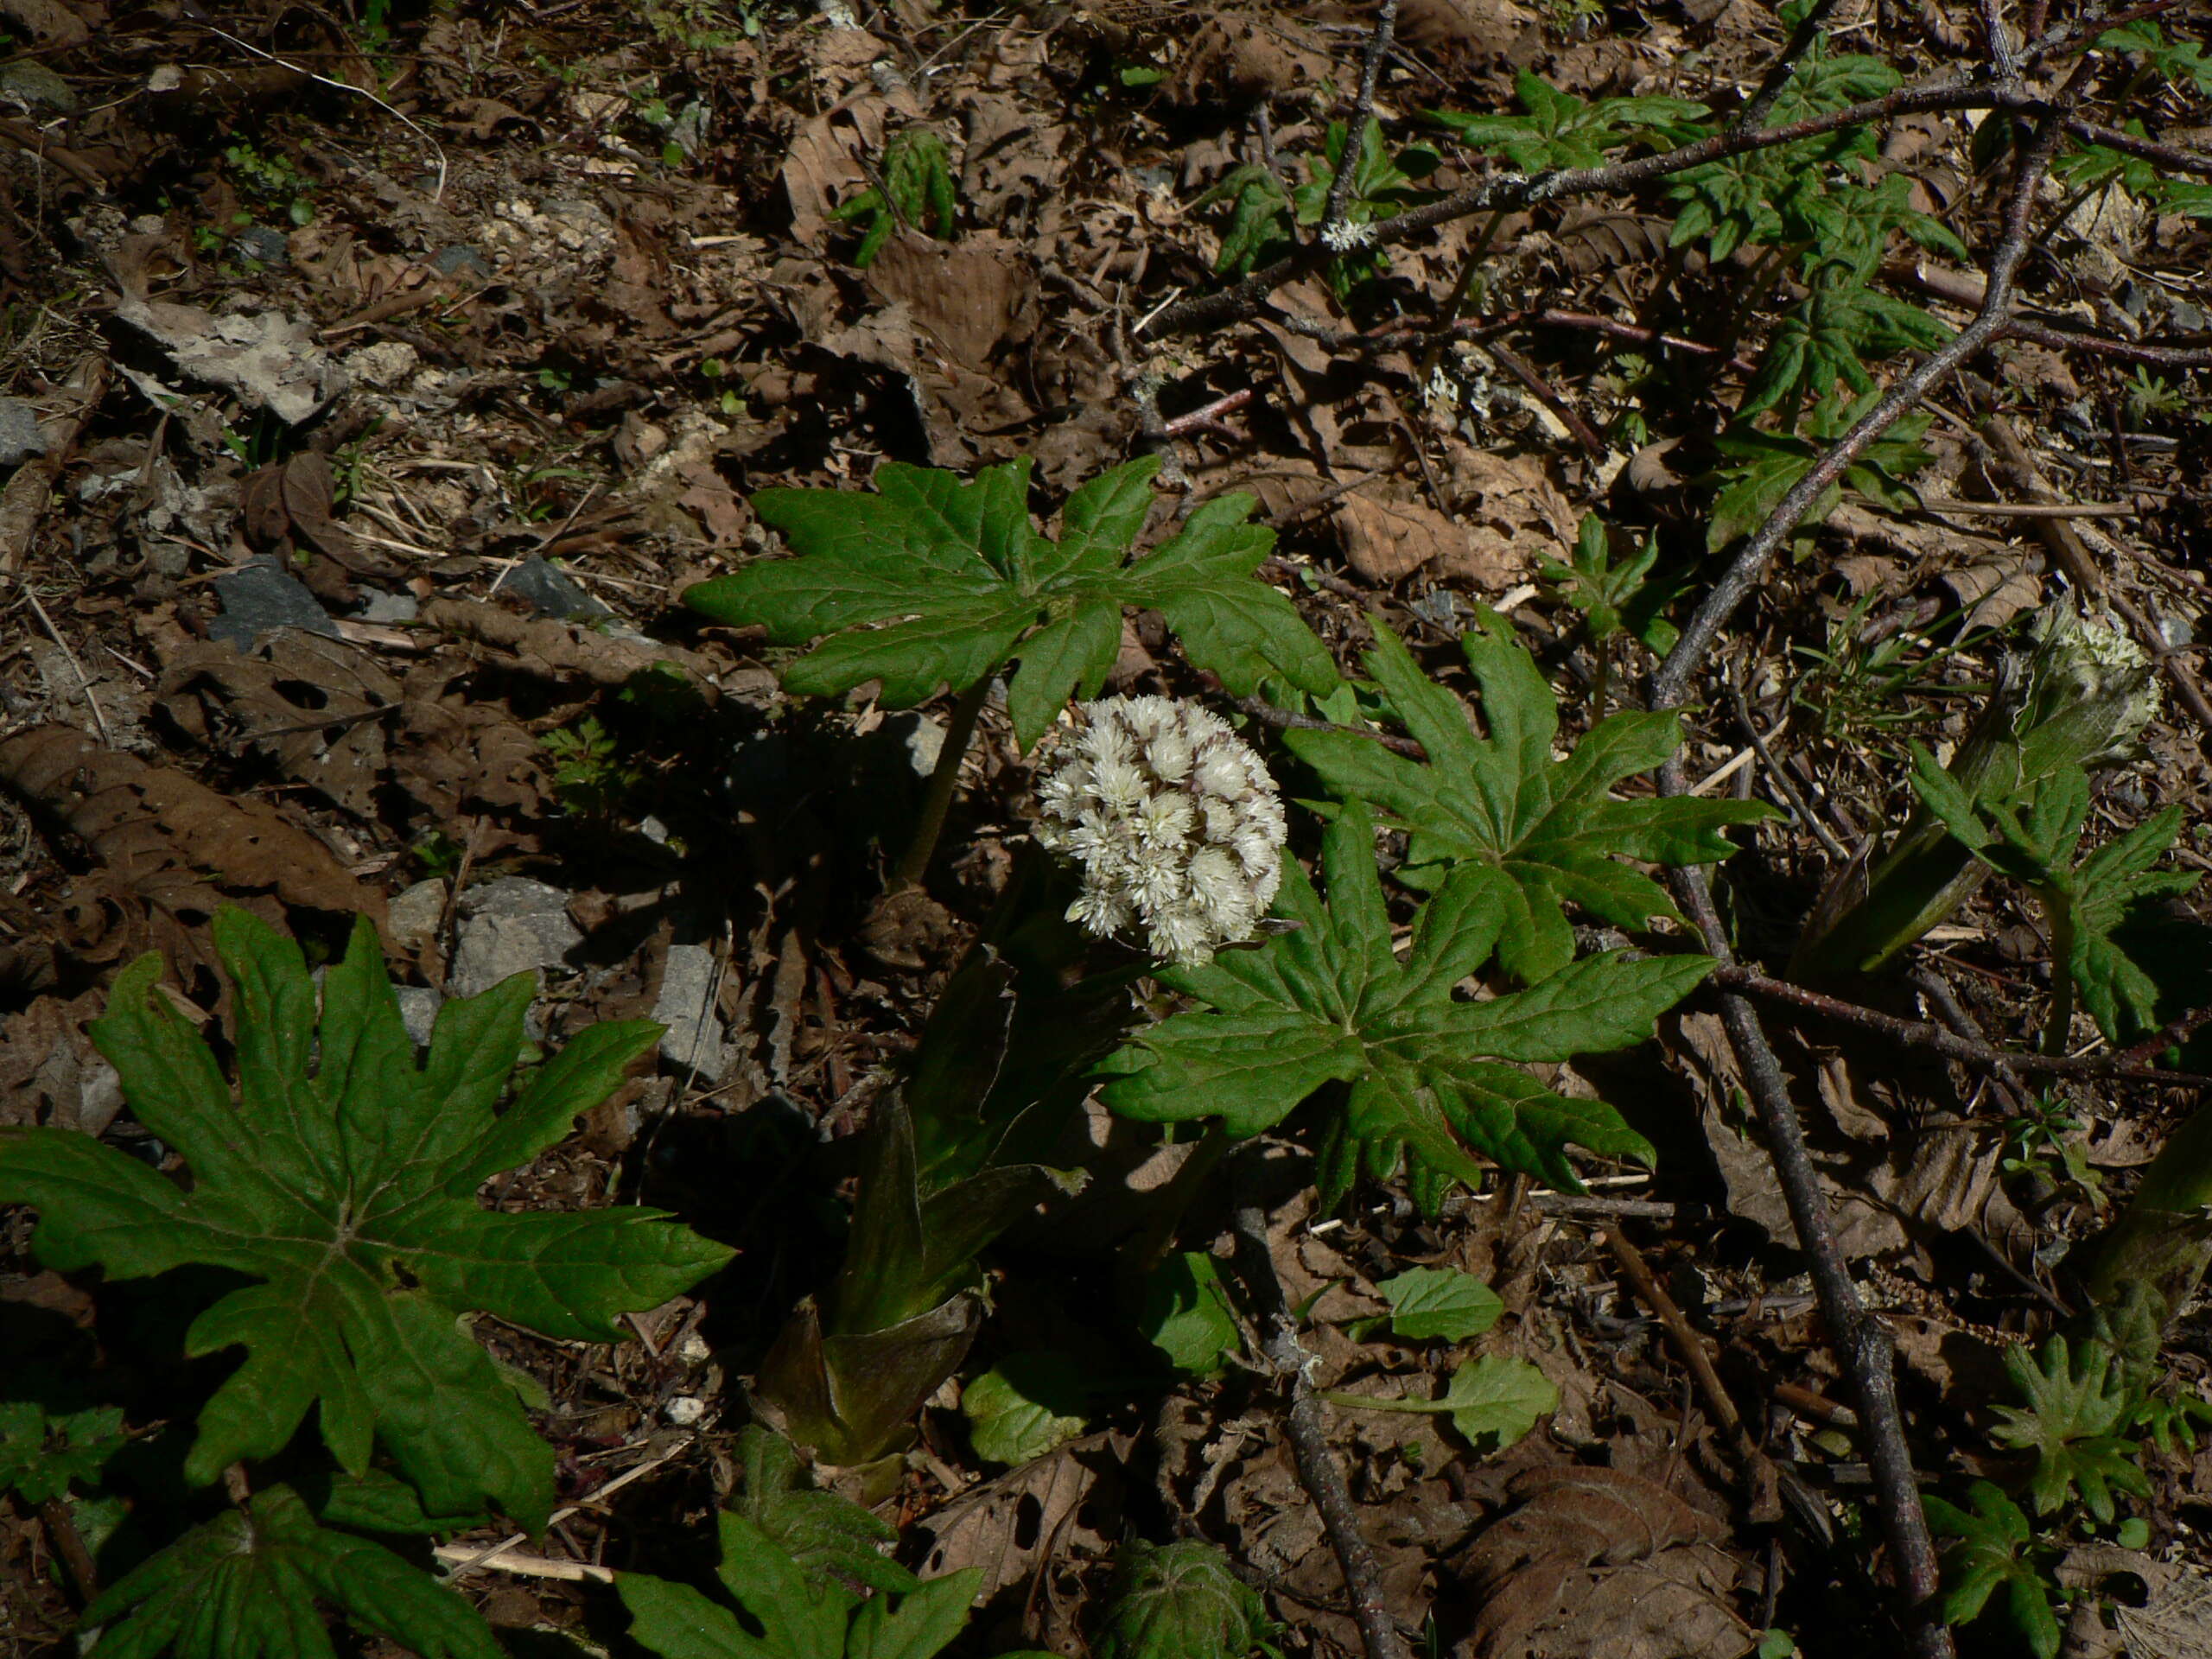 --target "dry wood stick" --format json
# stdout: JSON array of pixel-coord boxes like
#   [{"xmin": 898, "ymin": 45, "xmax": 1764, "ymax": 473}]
[{"xmin": 1230, "ymin": 1169, "xmax": 1412, "ymax": 1659}]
